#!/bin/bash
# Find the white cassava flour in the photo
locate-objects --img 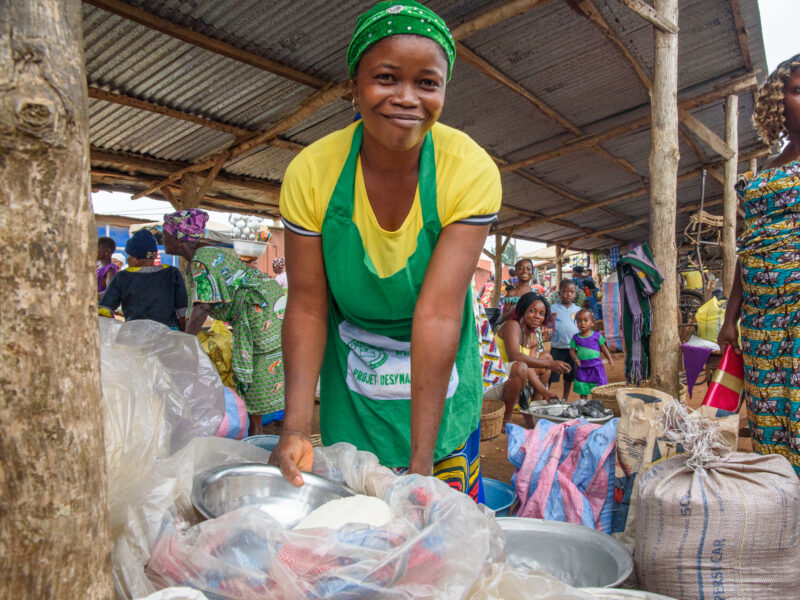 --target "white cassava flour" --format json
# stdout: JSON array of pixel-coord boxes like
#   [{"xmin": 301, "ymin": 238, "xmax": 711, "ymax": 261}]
[{"xmin": 294, "ymin": 494, "xmax": 392, "ymax": 530}]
